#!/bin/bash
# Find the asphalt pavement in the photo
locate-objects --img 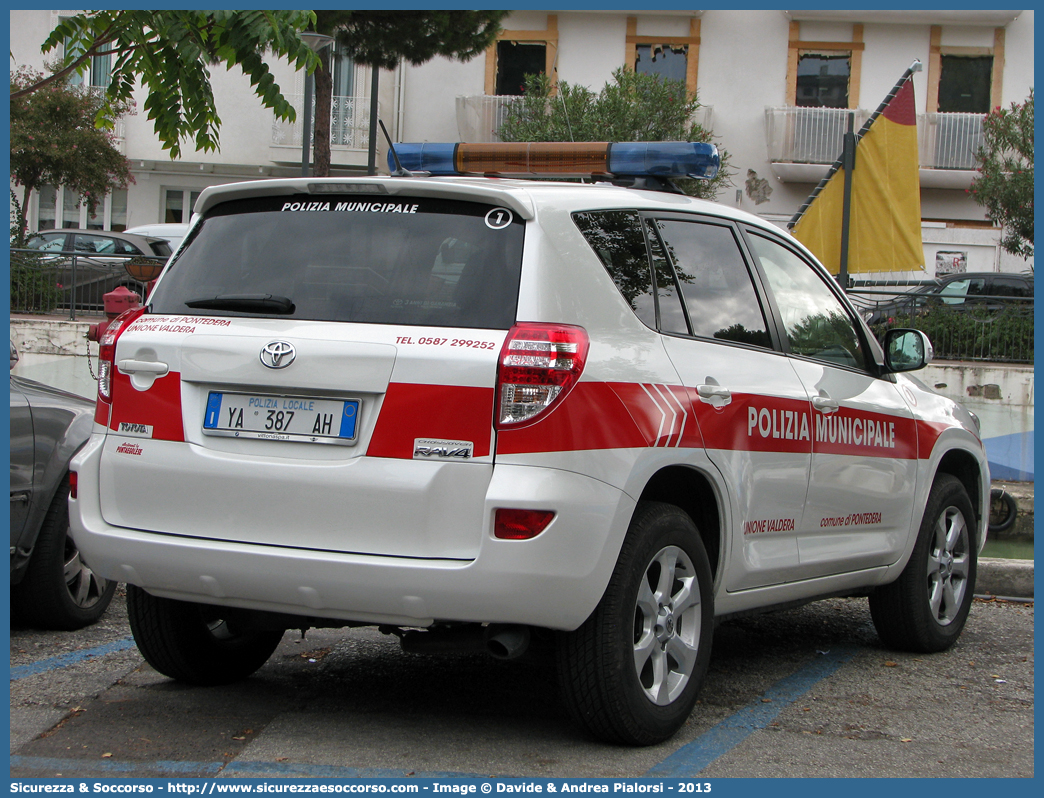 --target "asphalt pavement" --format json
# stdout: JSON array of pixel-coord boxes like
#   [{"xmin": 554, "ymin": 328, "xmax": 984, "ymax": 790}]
[{"xmin": 9, "ymin": 588, "xmax": 1034, "ymax": 779}]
